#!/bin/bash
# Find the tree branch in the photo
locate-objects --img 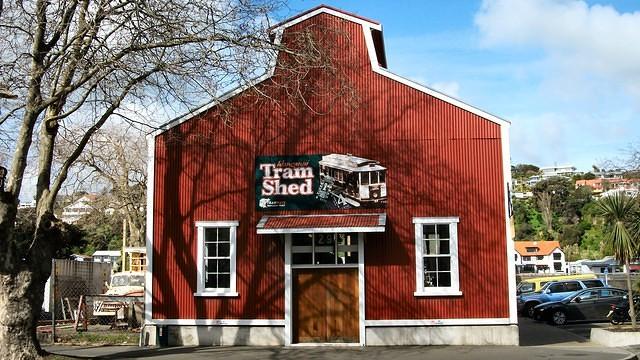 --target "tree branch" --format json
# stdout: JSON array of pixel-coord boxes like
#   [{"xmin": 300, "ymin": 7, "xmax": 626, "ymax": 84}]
[{"xmin": 47, "ymin": 68, "xmax": 159, "ymax": 208}]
